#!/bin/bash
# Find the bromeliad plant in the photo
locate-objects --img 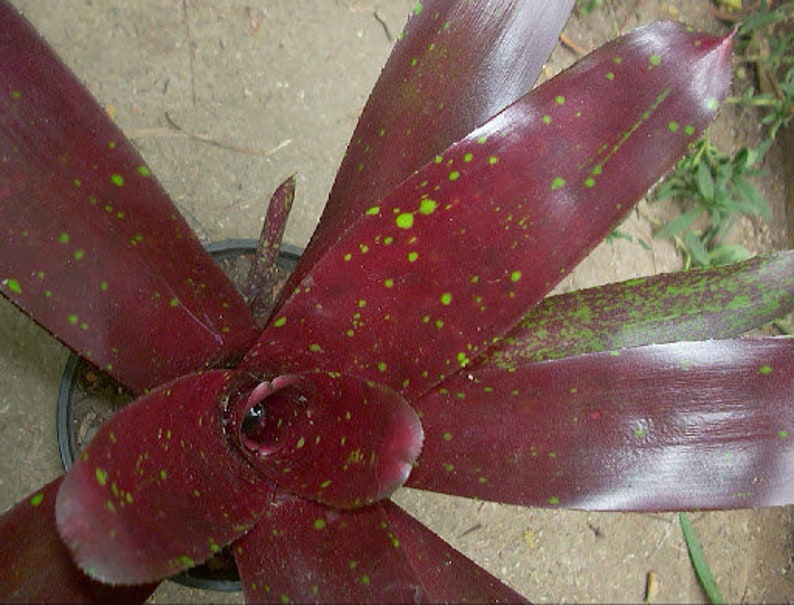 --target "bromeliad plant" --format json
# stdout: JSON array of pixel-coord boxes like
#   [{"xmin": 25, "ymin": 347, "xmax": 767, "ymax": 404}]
[{"xmin": 1, "ymin": 0, "xmax": 794, "ymax": 602}]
